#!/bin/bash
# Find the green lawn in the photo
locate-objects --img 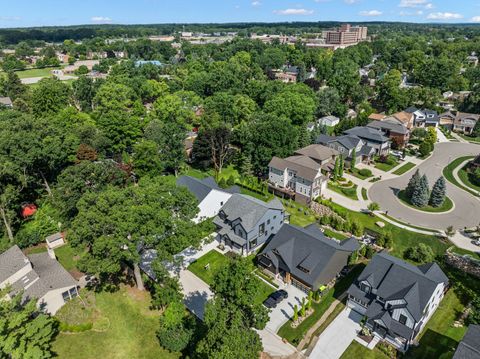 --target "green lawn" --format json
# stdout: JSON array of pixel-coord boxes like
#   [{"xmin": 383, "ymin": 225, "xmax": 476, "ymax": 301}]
[
  {"xmin": 392, "ymin": 162, "xmax": 416, "ymax": 175},
  {"xmin": 451, "ymin": 246, "xmax": 480, "ymax": 261},
  {"xmin": 187, "ymin": 250, "xmax": 275, "ymax": 305},
  {"xmin": 349, "ymin": 168, "xmax": 373, "ymax": 180},
  {"xmin": 458, "ymin": 166, "xmax": 480, "ymax": 193},
  {"xmin": 278, "ymin": 264, "xmax": 365, "ymax": 346},
  {"xmin": 323, "ymin": 227, "xmax": 348, "ymax": 241},
  {"xmin": 321, "ymin": 201, "xmax": 449, "ymax": 260},
  {"xmin": 53, "ymin": 287, "xmax": 179, "ymax": 359},
  {"xmin": 443, "ymin": 156, "xmax": 479, "ymax": 197},
  {"xmin": 284, "ymin": 200, "xmax": 317, "ymax": 227},
  {"xmin": 328, "ymin": 182, "xmax": 359, "ymax": 200},
  {"xmin": 374, "ymin": 156, "xmax": 399, "ymax": 172},
  {"xmin": 406, "ymin": 289, "xmax": 467, "ymax": 359},
  {"xmin": 55, "ymin": 243, "xmax": 81, "ymax": 272},
  {"xmin": 340, "ymin": 341, "xmax": 389, "ymax": 359},
  {"xmin": 397, "ymin": 190, "xmax": 454, "ymax": 213},
  {"xmin": 458, "ymin": 133, "xmax": 480, "ymax": 144},
  {"xmin": 15, "ymin": 67, "xmax": 59, "ymax": 79},
  {"xmin": 361, "ymin": 187, "xmax": 368, "ymax": 200}
]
